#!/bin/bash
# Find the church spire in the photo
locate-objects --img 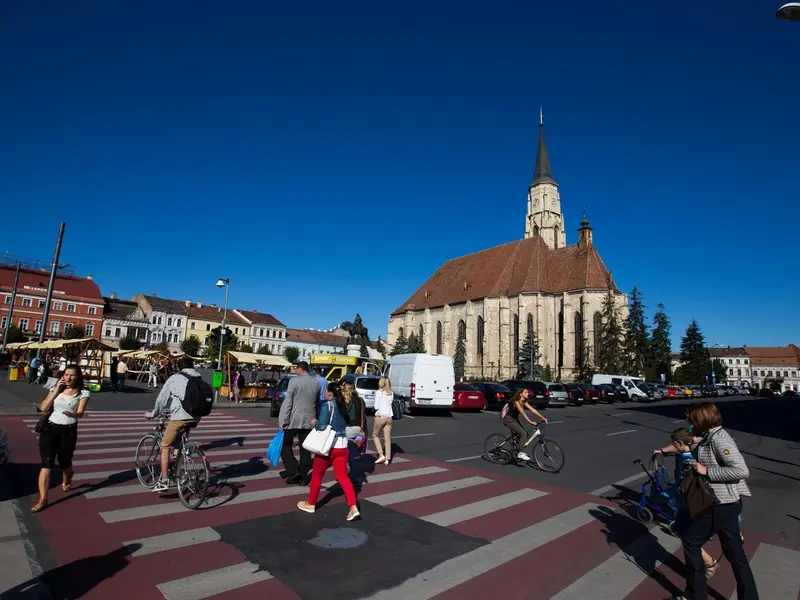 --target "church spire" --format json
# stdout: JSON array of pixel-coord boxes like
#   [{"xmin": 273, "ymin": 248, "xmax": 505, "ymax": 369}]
[{"xmin": 532, "ymin": 107, "xmax": 555, "ymax": 186}]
